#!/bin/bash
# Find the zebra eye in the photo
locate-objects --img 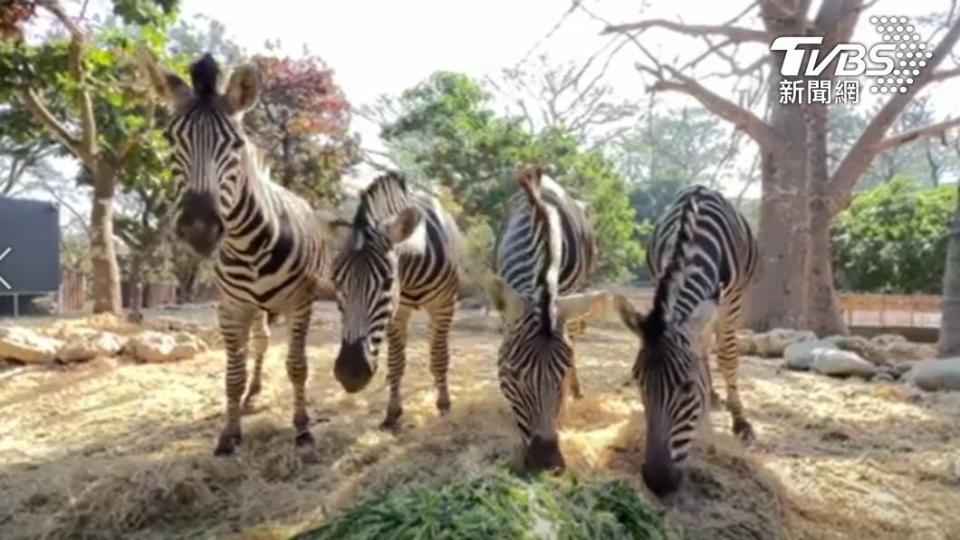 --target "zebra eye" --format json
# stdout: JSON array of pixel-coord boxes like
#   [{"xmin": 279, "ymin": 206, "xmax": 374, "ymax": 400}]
[
  {"xmin": 231, "ymin": 138, "xmax": 245, "ymax": 151},
  {"xmin": 680, "ymin": 381, "xmax": 695, "ymax": 395}
]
